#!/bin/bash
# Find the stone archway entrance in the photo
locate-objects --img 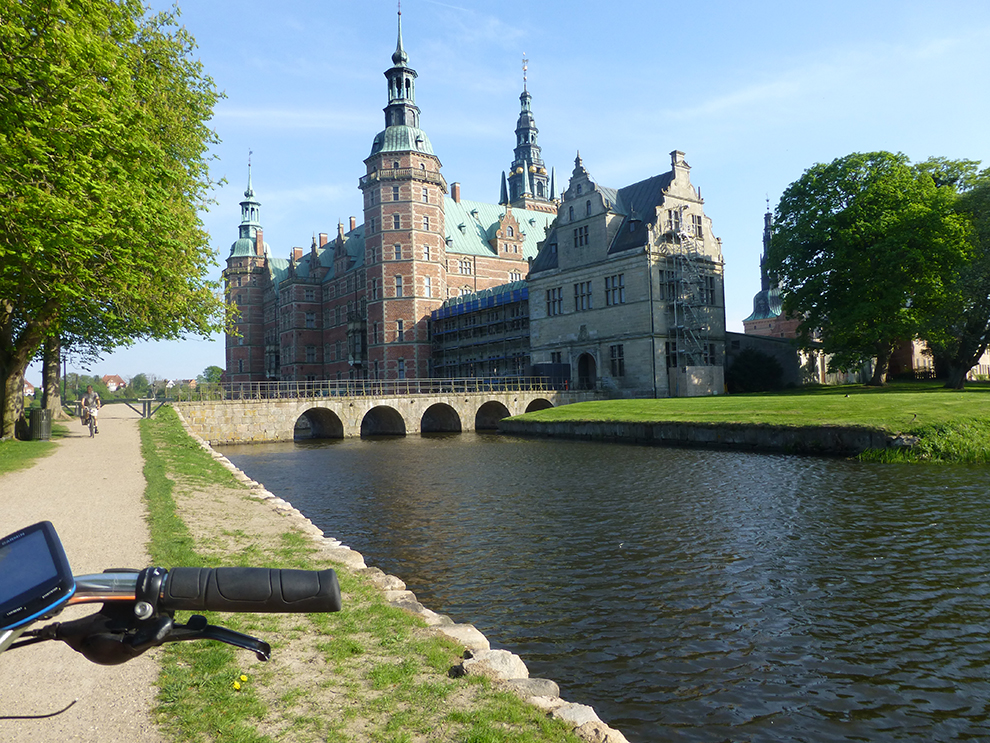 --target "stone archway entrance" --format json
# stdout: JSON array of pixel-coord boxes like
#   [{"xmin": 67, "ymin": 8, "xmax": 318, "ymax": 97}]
[{"xmin": 577, "ymin": 353, "xmax": 597, "ymax": 390}]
